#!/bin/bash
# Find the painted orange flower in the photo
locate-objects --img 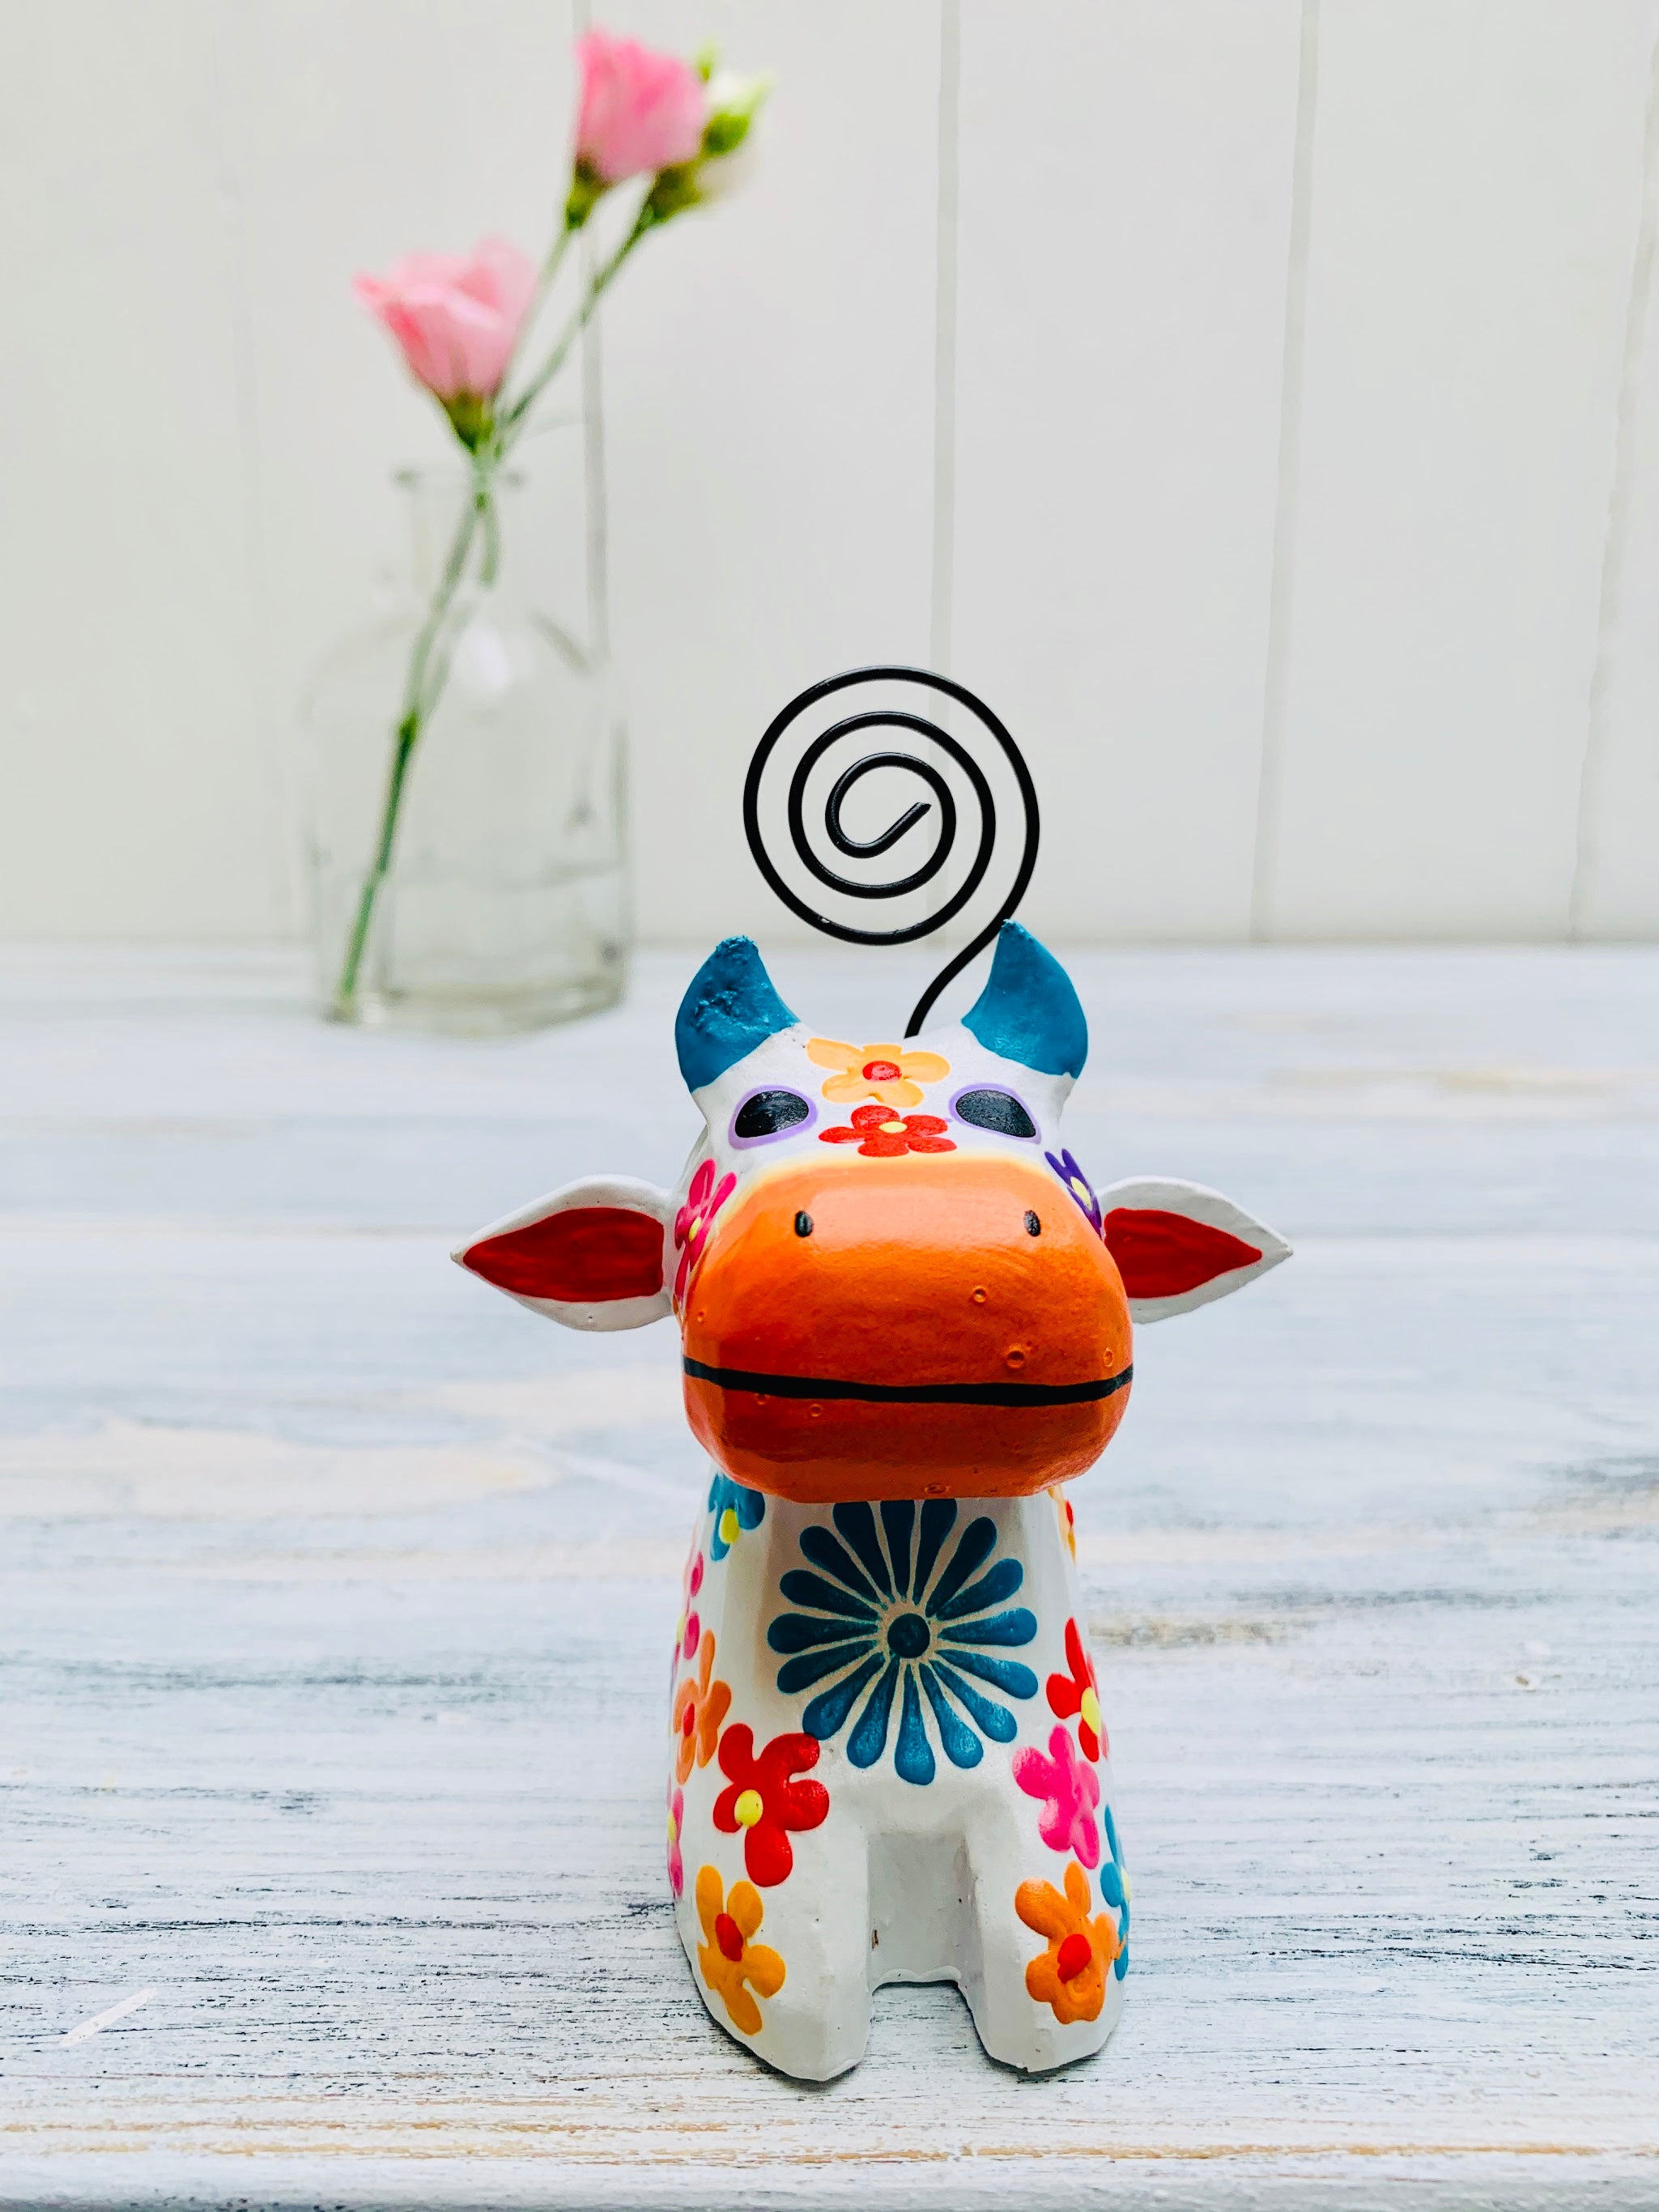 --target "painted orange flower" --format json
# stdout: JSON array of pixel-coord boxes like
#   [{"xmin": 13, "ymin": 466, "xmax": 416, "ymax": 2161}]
[
  {"xmin": 695, "ymin": 1864, "xmax": 785, "ymax": 2035},
  {"xmin": 1016, "ymin": 1860, "xmax": 1120, "ymax": 2025},
  {"xmin": 806, "ymin": 1037, "xmax": 950, "ymax": 1110},
  {"xmin": 671, "ymin": 1626, "xmax": 731, "ymax": 1784}
]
